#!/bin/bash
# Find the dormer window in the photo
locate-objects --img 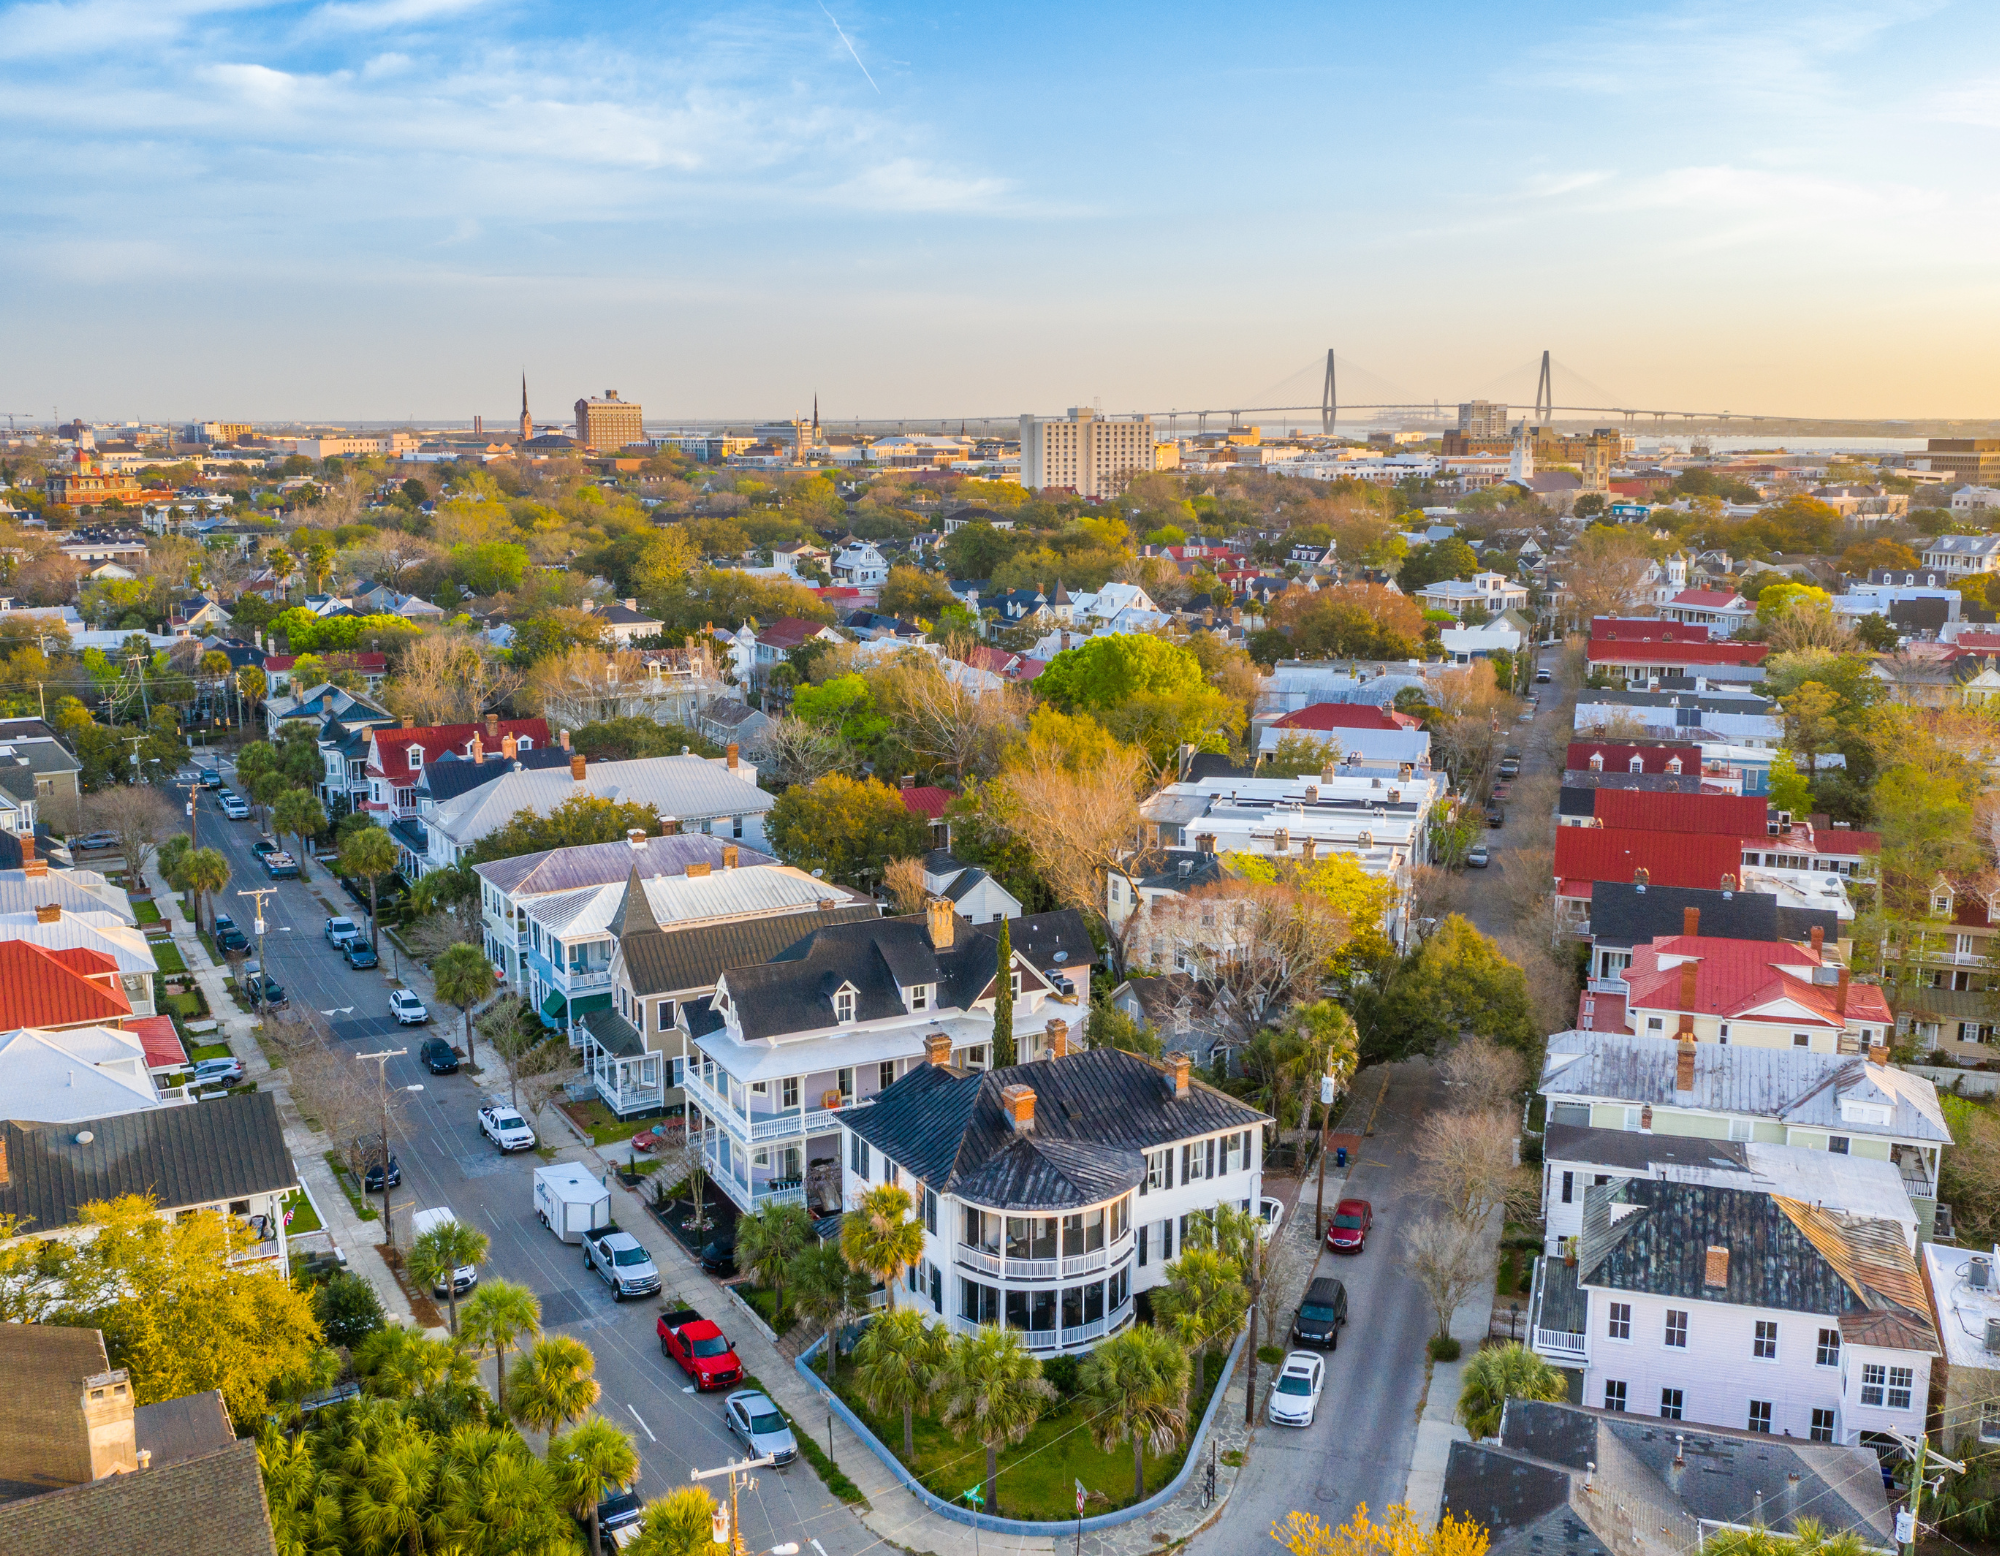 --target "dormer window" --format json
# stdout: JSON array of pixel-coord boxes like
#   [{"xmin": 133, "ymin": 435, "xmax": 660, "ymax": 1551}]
[
  {"xmin": 516, "ymin": 735, "xmax": 532, "ymax": 751},
  {"xmin": 1010, "ymin": 969, "xmax": 1022, "ymax": 996},
  {"xmin": 408, "ymin": 747, "xmax": 423, "ymax": 771},
  {"xmin": 835, "ymin": 987, "xmax": 856, "ymax": 1024},
  {"xmin": 1628, "ymin": 756, "xmax": 1644, "ymax": 773},
  {"xmin": 1589, "ymin": 753, "xmax": 1605, "ymax": 772},
  {"xmin": 1935, "ymin": 892, "xmax": 1953, "ymax": 916},
  {"xmin": 910, "ymin": 984, "xmax": 929, "ymax": 1012},
  {"xmin": 1666, "ymin": 757, "xmax": 1682, "ymax": 774}
]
